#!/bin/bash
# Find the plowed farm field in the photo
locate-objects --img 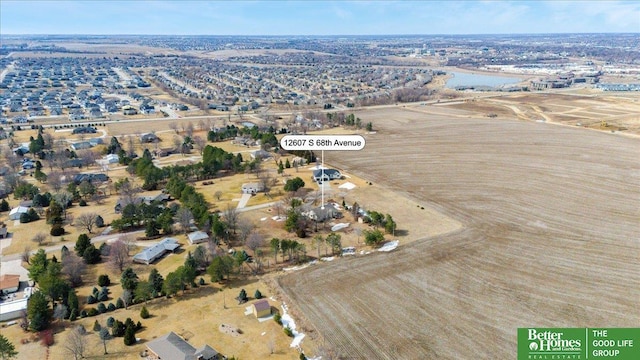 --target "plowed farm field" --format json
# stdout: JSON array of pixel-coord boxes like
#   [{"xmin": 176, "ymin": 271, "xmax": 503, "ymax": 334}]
[{"xmin": 278, "ymin": 107, "xmax": 640, "ymax": 359}]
